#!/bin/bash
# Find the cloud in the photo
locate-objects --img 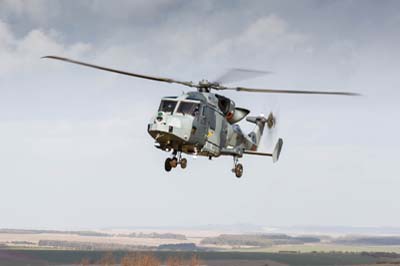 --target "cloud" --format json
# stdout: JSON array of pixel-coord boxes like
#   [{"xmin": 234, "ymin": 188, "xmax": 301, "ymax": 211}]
[
  {"xmin": 205, "ymin": 15, "xmax": 308, "ymax": 66},
  {"xmin": 0, "ymin": 0, "xmax": 57, "ymax": 25},
  {"xmin": 0, "ymin": 20, "xmax": 14, "ymax": 46},
  {"xmin": 87, "ymin": 0, "xmax": 181, "ymax": 19},
  {"xmin": 0, "ymin": 20, "xmax": 92, "ymax": 76}
]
